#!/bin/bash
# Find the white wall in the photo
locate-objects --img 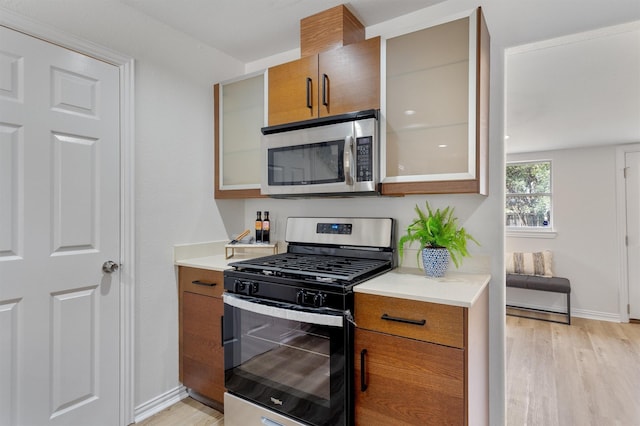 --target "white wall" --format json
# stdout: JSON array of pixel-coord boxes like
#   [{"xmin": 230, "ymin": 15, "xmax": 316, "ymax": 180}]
[
  {"xmin": 133, "ymin": 61, "xmax": 240, "ymax": 405},
  {"xmin": 506, "ymin": 146, "xmax": 621, "ymax": 320},
  {"xmin": 244, "ymin": 195, "xmax": 494, "ymax": 270}
]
